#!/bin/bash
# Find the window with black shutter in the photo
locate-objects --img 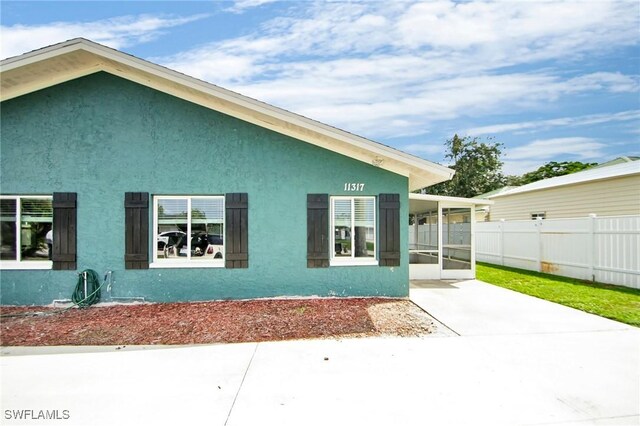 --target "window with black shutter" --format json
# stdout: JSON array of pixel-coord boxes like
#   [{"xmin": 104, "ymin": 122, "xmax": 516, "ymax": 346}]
[
  {"xmin": 378, "ymin": 193, "xmax": 400, "ymax": 267},
  {"xmin": 153, "ymin": 196, "xmax": 226, "ymax": 265},
  {"xmin": 124, "ymin": 192, "xmax": 149, "ymax": 270},
  {"xmin": 225, "ymin": 193, "xmax": 248, "ymax": 268},
  {"xmin": 307, "ymin": 194, "xmax": 329, "ymax": 268},
  {"xmin": 52, "ymin": 192, "xmax": 77, "ymax": 270}
]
